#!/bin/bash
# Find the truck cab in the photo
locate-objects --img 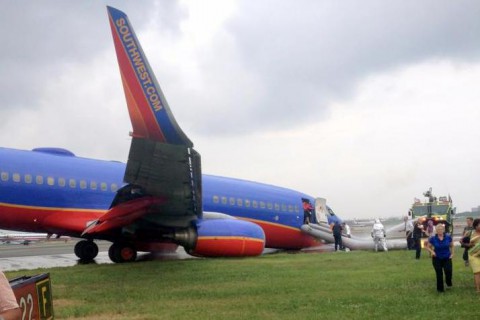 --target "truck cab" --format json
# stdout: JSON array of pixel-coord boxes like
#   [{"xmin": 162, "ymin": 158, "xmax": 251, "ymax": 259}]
[{"xmin": 411, "ymin": 188, "xmax": 454, "ymax": 235}]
